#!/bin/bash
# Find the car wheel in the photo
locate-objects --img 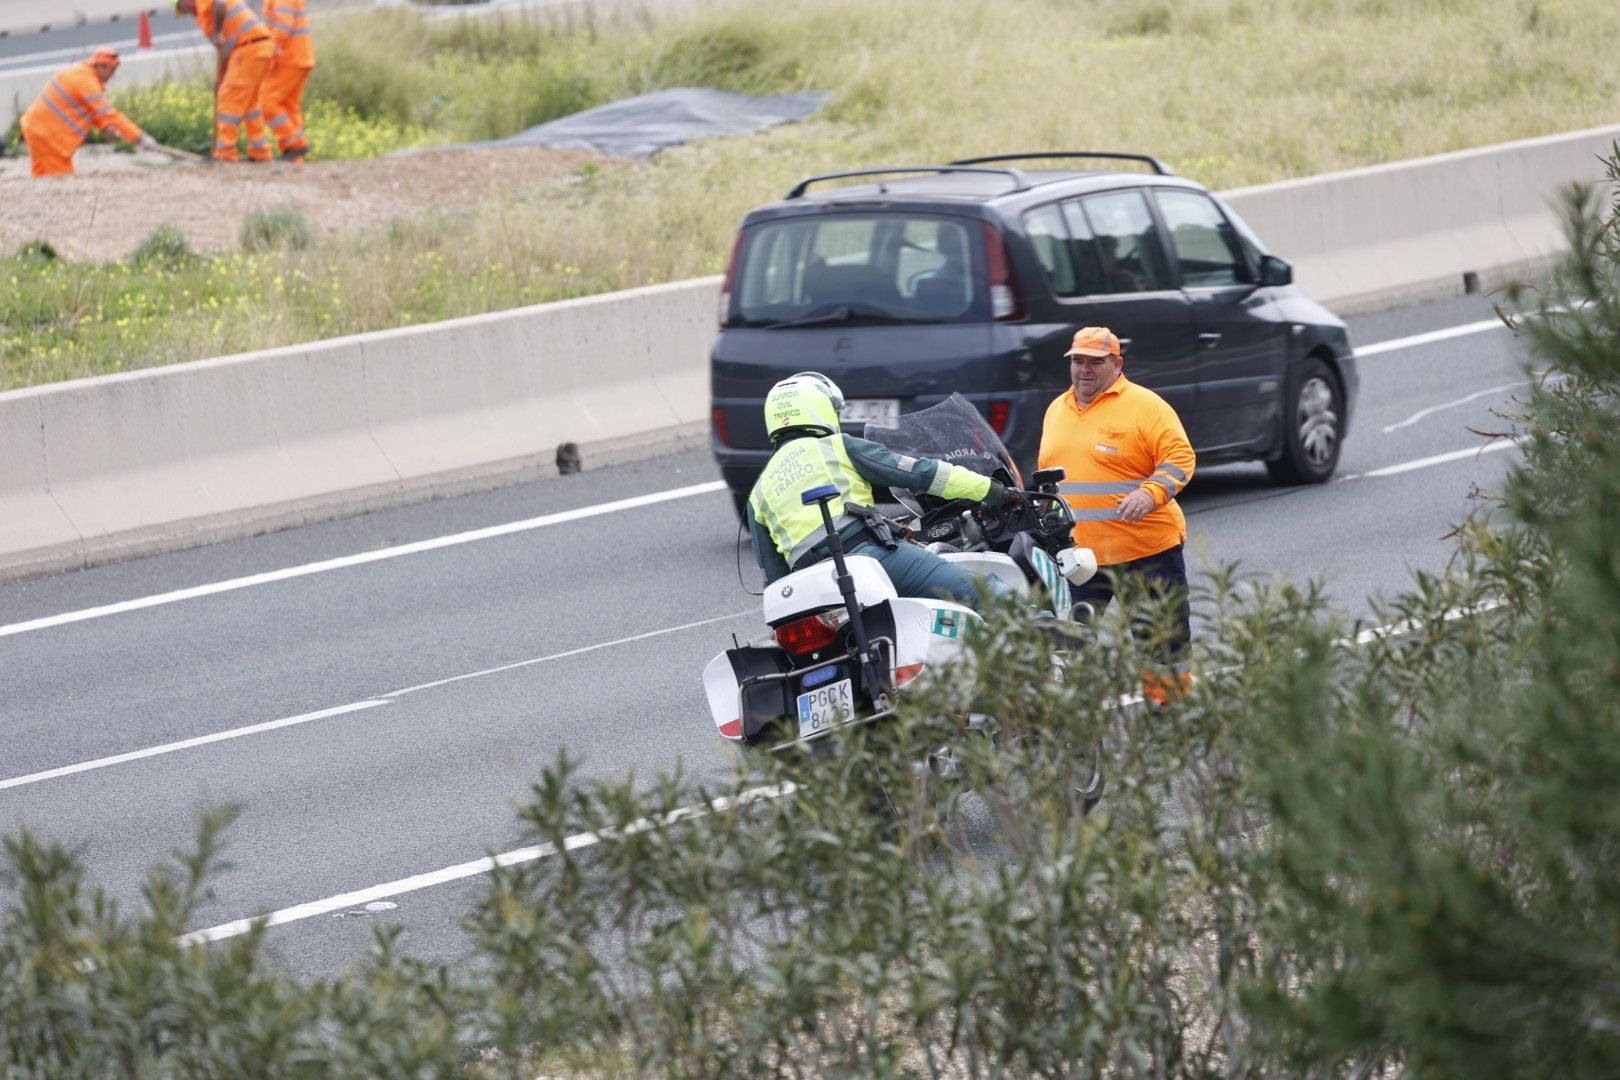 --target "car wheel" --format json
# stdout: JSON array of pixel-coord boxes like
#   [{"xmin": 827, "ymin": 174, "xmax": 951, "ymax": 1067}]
[{"xmin": 1266, "ymin": 356, "xmax": 1343, "ymax": 485}]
